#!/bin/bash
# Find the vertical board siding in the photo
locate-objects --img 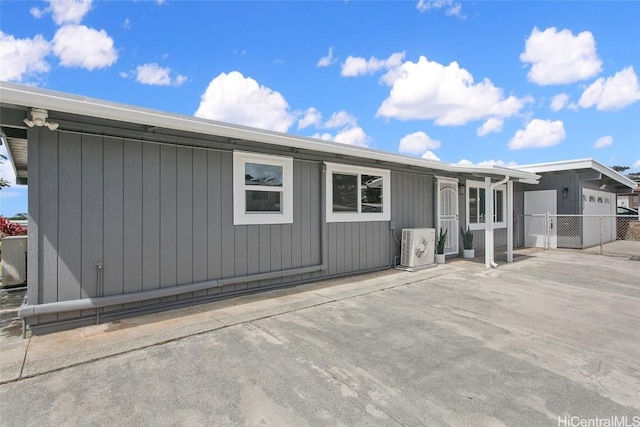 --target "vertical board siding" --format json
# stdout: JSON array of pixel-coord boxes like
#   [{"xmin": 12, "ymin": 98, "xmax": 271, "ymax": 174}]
[
  {"xmin": 207, "ymin": 151, "xmax": 222, "ymax": 283},
  {"xmin": 176, "ymin": 147, "xmax": 193, "ymax": 285},
  {"xmin": 220, "ymin": 152, "xmax": 234, "ymax": 278},
  {"xmin": 291, "ymin": 161, "xmax": 303, "ymax": 281},
  {"xmin": 294, "ymin": 162, "xmax": 312, "ymax": 286},
  {"xmin": 258, "ymin": 224, "xmax": 271, "ymax": 287},
  {"xmin": 80, "ymin": 135, "xmax": 104, "ymax": 299},
  {"xmin": 103, "ymin": 138, "xmax": 124, "ymax": 301},
  {"xmin": 123, "ymin": 140, "xmax": 143, "ymax": 307},
  {"xmin": 142, "ymin": 144, "xmax": 161, "ymax": 294},
  {"xmin": 191, "ymin": 149, "xmax": 208, "ymax": 284},
  {"xmin": 57, "ymin": 133, "xmax": 82, "ymax": 303},
  {"xmin": 27, "ymin": 127, "xmax": 39, "ymax": 306},
  {"xmin": 160, "ymin": 145, "xmax": 177, "ymax": 293},
  {"xmin": 39, "ymin": 129, "xmax": 59, "ymax": 324},
  {"xmin": 33, "ymin": 131, "xmax": 439, "ymax": 327},
  {"xmin": 390, "ymin": 172, "xmax": 434, "ymax": 259},
  {"xmin": 235, "ymin": 226, "xmax": 248, "ymax": 277},
  {"xmin": 280, "ymin": 224, "xmax": 292, "ymax": 283},
  {"xmin": 270, "ymin": 225, "xmax": 282, "ymax": 285}
]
